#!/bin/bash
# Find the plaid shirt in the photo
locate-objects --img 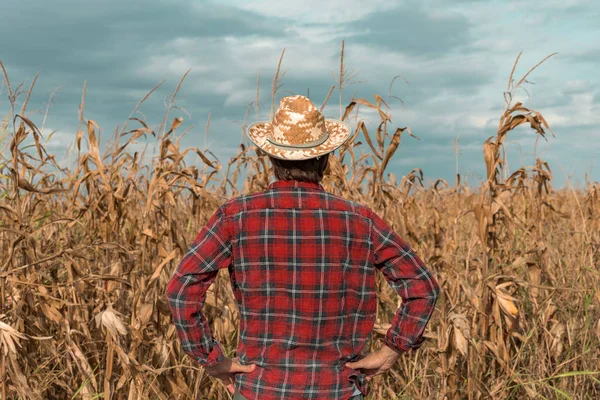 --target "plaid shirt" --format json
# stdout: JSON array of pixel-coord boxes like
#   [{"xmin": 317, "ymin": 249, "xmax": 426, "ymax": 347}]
[{"xmin": 166, "ymin": 179, "xmax": 440, "ymax": 400}]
